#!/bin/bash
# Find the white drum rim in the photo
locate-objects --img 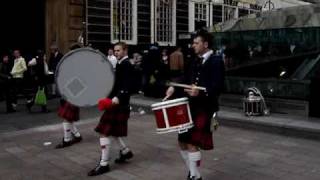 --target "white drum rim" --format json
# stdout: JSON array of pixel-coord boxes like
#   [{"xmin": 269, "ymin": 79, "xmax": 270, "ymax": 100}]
[
  {"xmin": 151, "ymin": 97, "xmax": 188, "ymax": 108},
  {"xmin": 151, "ymin": 102, "xmax": 189, "ymax": 110},
  {"xmin": 156, "ymin": 123, "xmax": 194, "ymax": 134}
]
